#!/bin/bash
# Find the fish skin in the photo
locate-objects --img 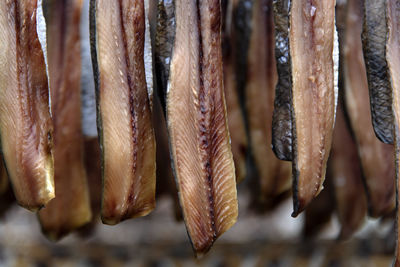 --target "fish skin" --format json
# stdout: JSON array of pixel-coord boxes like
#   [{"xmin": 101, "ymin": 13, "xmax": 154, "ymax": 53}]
[
  {"xmin": 167, "ymin": 0, "xmax": 238, "ymax": 255},
  {"xmin": 386, "ymin": 0, "xmax": 400, "ymax": 264},
  {"xmin": 345, "ymin": 0, "xmax": 395, "ymax": 218},
  {"xmin": 222, "ymin": 0, "xmax": 247, "ymax": 183},
  {"xmin": 271, "ymin": 0, "xmax": 293, "ymax": 161},
  {"xmin": 38, "ymin": 0, "xmax": 92, "ymax": 241},
  {"xmin": 90, "ymin": 0, "xmax": 156, "ymax": 225},
  {"xmin": 0, "ymin": 0, "xmax": 55, "ymax": 211},
  {"xmin": 246, "ymin": 0, "xmax": 291, "ymax": 202},
  {"xmin": 362, "ymin": 0, "xmax": 394, "ymax": 144},
  {"xmin": 290, "ymin": 0, "xmax": 337, "ymax": 217}
]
